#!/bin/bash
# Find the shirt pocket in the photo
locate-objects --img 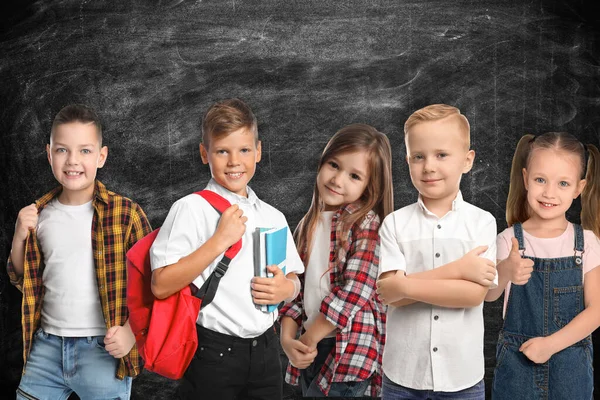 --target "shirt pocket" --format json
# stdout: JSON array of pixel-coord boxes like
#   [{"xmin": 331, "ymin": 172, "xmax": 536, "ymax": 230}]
[{"xmin": 553, "ymin": 285, "xmax": 583, "ymax": 329}]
